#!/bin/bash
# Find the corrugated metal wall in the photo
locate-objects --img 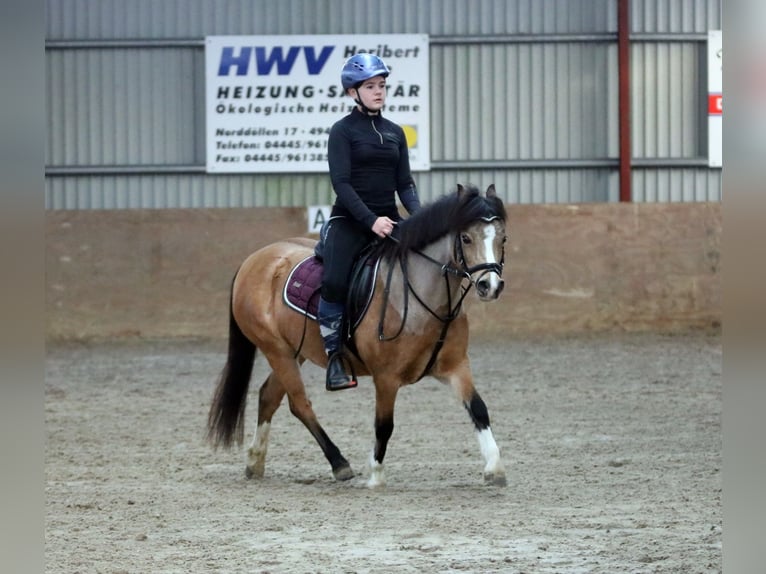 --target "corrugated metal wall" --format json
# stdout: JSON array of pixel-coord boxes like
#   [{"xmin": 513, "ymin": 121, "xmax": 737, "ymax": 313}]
[
  {"xmin": 46, "ymin": 47, "xmax": 204, "ymax": 166},
  {"xmin": 45, "ymin": 0, "xmax": 616, "ymax": 37},
  {"xmin": 44, "ymin": 0, "xmax": 722, "ymax": 209}
]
